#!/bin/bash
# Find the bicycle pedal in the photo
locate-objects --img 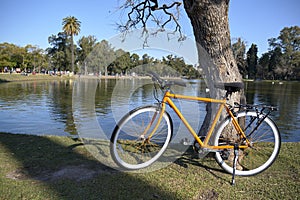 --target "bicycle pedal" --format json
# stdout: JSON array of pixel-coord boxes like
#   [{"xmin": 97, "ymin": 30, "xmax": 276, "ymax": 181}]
[{"xmin": 220, "ymin": 150, "xmax": 230, "ymax": 160}]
